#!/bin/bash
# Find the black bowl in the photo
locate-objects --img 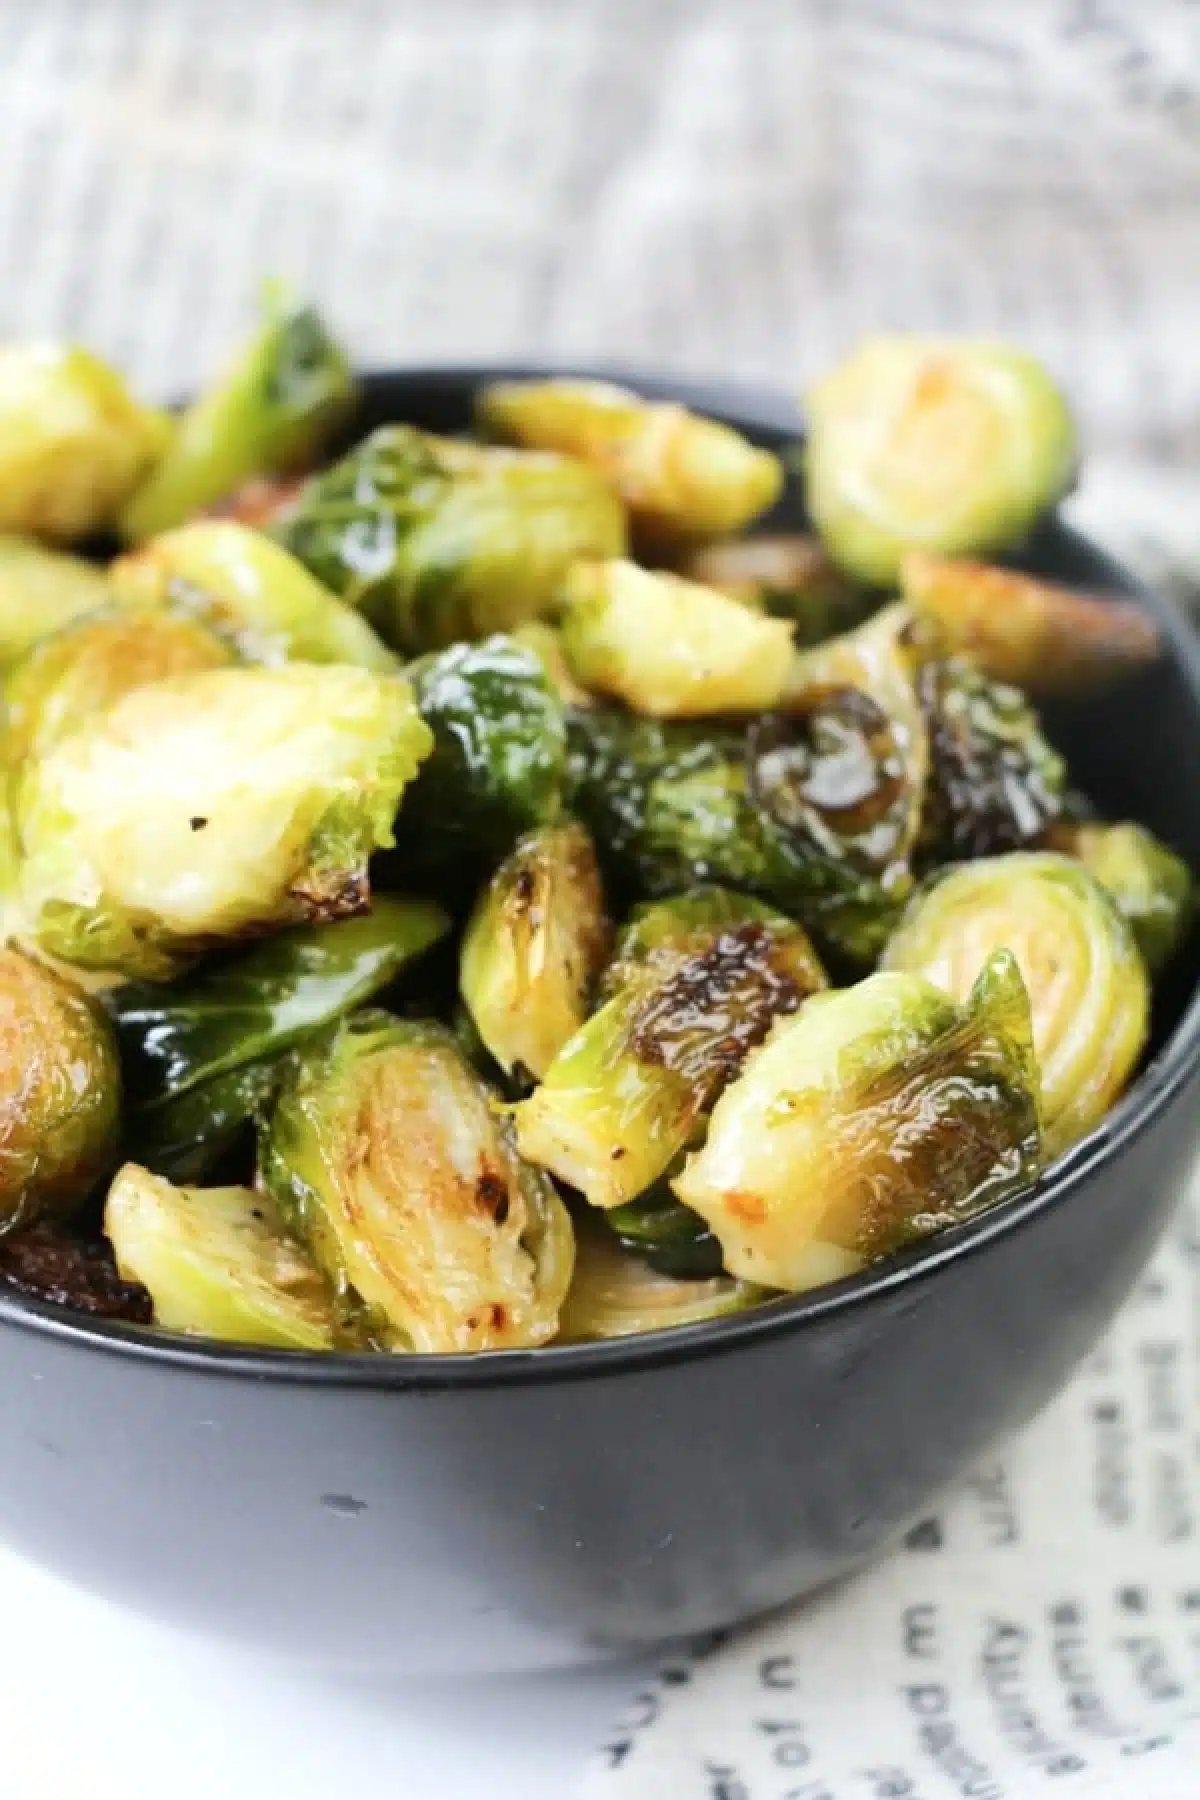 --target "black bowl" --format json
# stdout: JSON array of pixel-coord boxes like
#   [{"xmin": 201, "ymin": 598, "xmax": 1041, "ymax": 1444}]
[{"xmin": 2, "ymin": 368, "xmax": 1198, "ymax": 1675}]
